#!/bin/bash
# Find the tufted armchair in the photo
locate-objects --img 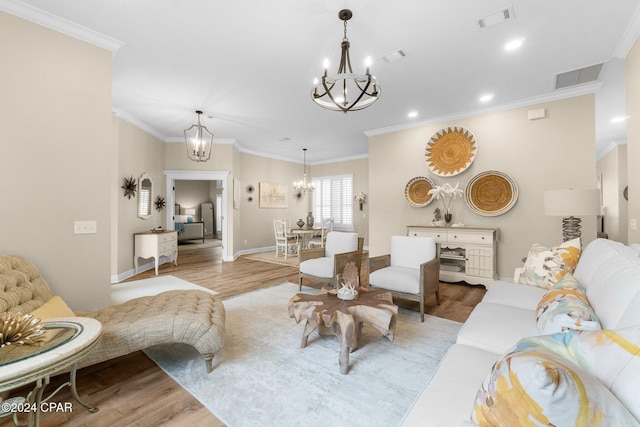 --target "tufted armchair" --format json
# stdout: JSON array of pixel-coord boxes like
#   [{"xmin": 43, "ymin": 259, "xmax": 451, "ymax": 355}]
[
  {"xmin": 368, "ymin": 236, "xmax": 440, "ymax": 322},
  {"xmin": 298, "ymin": 231, "xmax": 364, "ymax": 290},
  {"xmin": 0, "ymin": 255, "xmax": 225, "ymax": 372}
]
